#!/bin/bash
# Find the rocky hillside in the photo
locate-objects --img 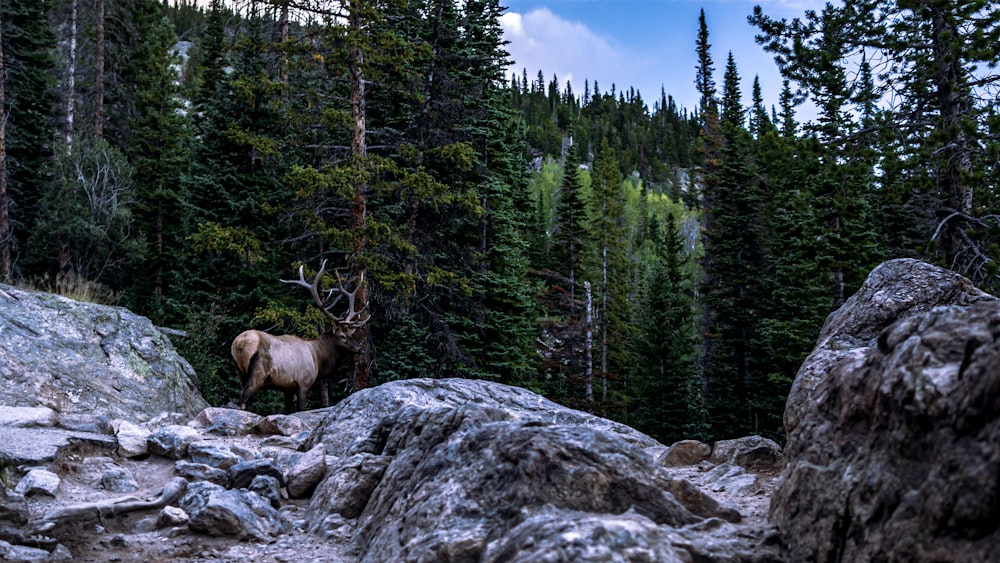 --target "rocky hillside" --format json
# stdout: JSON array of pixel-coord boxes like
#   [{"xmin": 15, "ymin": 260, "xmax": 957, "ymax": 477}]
[{"xmin": 2, "ymin": 258, "xmax": 999, "ymax": 562}]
